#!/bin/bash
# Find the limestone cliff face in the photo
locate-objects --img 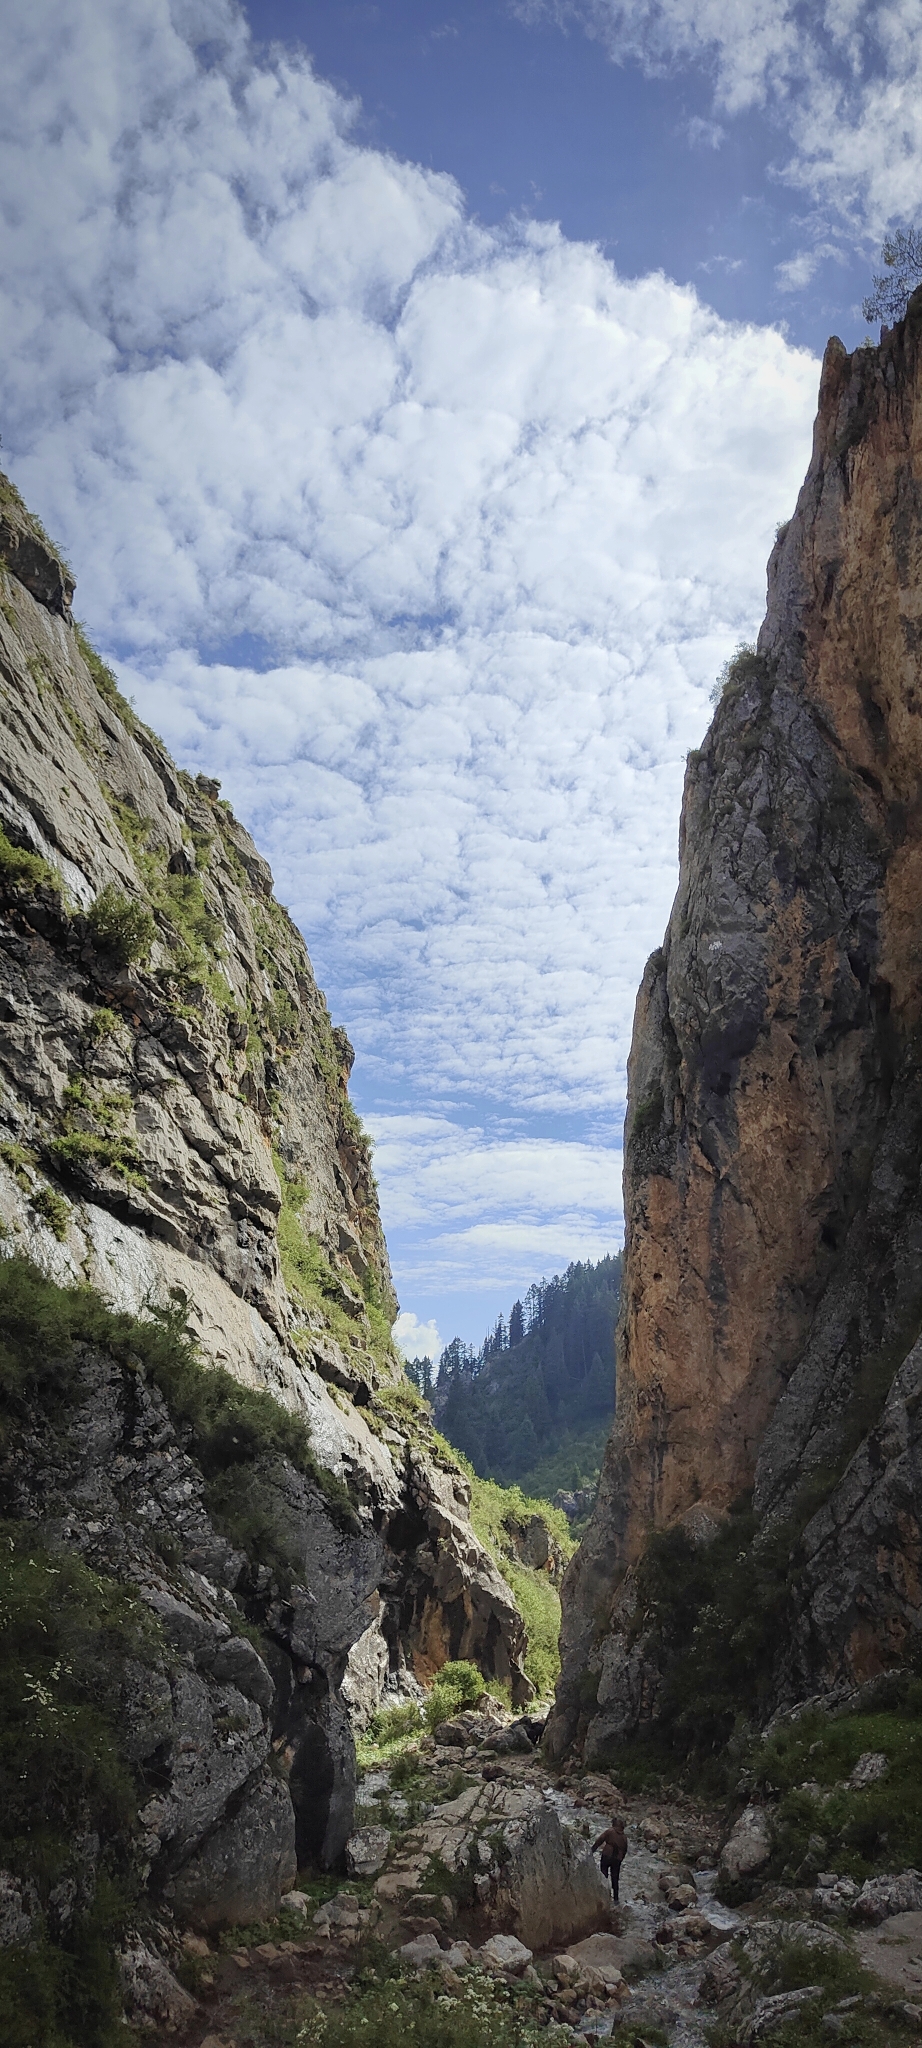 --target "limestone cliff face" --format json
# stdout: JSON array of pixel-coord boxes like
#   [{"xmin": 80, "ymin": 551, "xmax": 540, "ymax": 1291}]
[
  {"xmin": 549, "ymin": 295, "xmax": 922, "ymax": 1758},
  {"xmin": 0, "ymin": 472, "xmax": 529, "ymax": 1916}
]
